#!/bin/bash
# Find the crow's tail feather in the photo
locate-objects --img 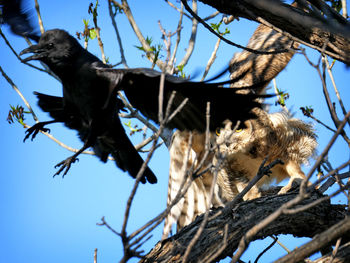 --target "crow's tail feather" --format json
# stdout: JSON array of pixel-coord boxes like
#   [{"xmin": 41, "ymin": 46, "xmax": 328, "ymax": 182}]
[{"xmin": 93, "ymin": 120, "xmax": 158, "ymax": 184}]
